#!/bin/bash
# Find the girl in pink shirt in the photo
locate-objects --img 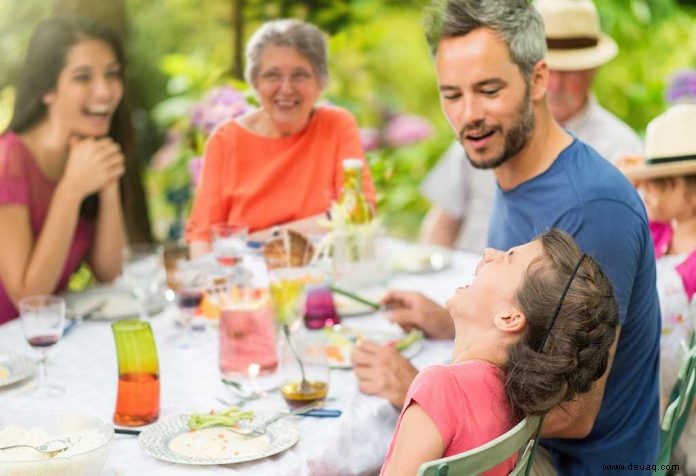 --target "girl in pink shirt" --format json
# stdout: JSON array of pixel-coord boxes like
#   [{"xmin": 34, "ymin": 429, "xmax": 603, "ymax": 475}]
[
  {"xmin": 381, "ymin": 229, "xmax": 619, "ymax": 475},
  {"xmin": 0, "ymin": 17, "xmax": 128, "ymax": 323}
]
